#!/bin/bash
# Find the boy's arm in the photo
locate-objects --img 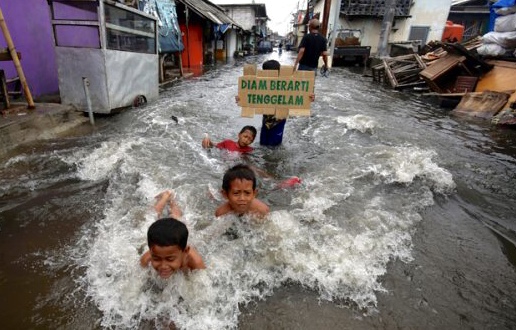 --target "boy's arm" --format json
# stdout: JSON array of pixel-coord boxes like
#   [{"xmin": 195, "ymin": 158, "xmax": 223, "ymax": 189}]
[
  {"xmin": 154, "ymin": 190, "xmax": 172, "ymax": 216},
  {"xmin": 187, "ymin": 247, "xmax": 206, "ymax": 270},
  {"xmin": 140, "ymin": 250, "xmax": 151, "ymax": 267},
  {"xmin": 251, "ymin": 198, "xmax": 270, "ymax": 217},
  {"xmin": 215, "ymin": 202, "xmax": 232, "ymax": 217},
  {"xmin": 202, "ymin": 137, "xmax": 215, "ymax": 148}
]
